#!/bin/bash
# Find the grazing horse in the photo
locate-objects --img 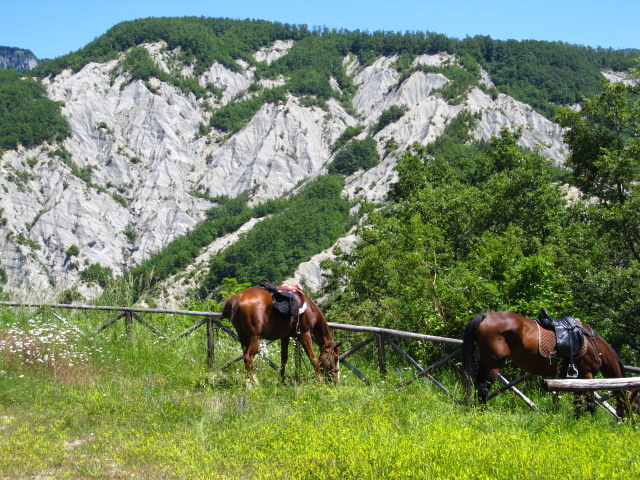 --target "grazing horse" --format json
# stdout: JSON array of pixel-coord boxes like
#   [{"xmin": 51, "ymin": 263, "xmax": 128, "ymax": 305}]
[
  {"xmin": 462, "ymin": 311, "xmax": 627, "ymax": 417},
  {"xmin": 222, "ymin": 285, "xmax": 340, "ymax": 385}
]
